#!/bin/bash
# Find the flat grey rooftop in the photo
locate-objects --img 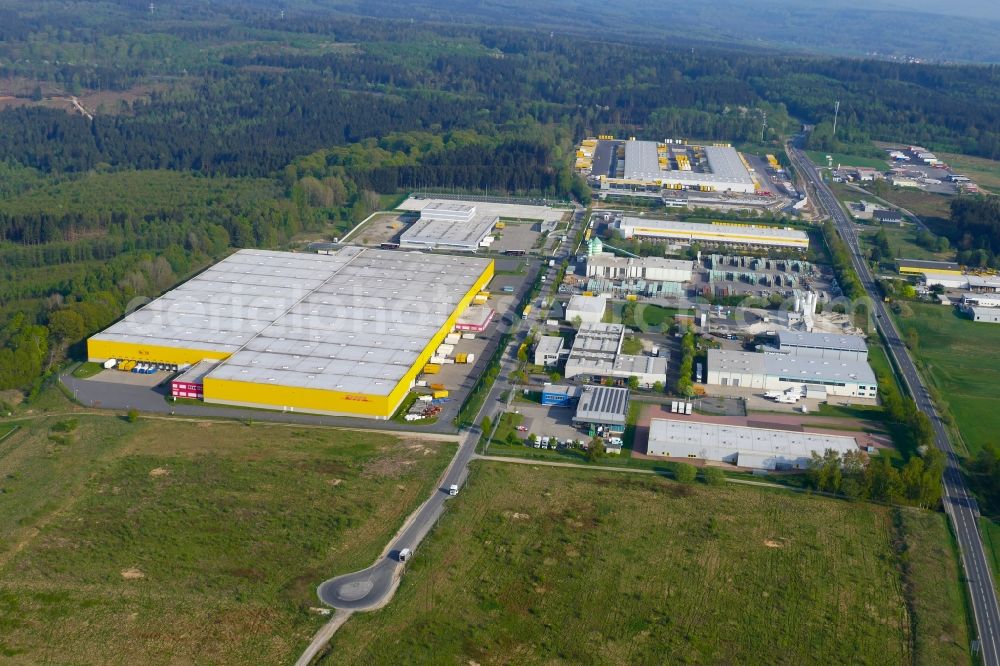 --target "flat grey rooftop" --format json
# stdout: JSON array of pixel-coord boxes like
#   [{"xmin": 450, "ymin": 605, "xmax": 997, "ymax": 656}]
[
  {"xmin": 567, "ymin": 294, "xmax": 608, "ymax": 315},
  {"xmin": 777, "ymin": 330, "xmax": 868, "ymax": 353},
  {"xmin": 703, "ymin": 146, "xmax": 755, "ymax": 185},
  {"xmin": 93, "ymin": 247, "xmax": 492, "ymax": 396},
  {"xmin": 649, "ymin": 418, "xmax": 858, "ymax": 456},
  {"xmin": 709, "ymin": 349, "xmax": 876, "ymax": 385},
  {"xmin": 400, "ymin": 212, "xmax": 498, "ymax": 250}
]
